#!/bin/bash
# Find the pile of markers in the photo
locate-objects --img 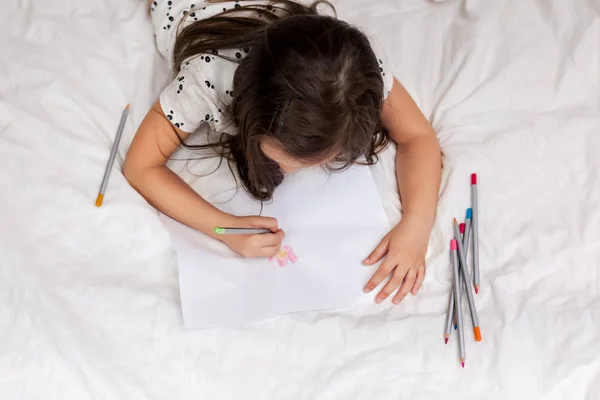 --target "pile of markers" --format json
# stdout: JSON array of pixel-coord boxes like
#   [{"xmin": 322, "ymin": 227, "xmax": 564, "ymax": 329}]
[{"xmin": 444, "ymin": 173, "xmax": 481, "ymax": 368}]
